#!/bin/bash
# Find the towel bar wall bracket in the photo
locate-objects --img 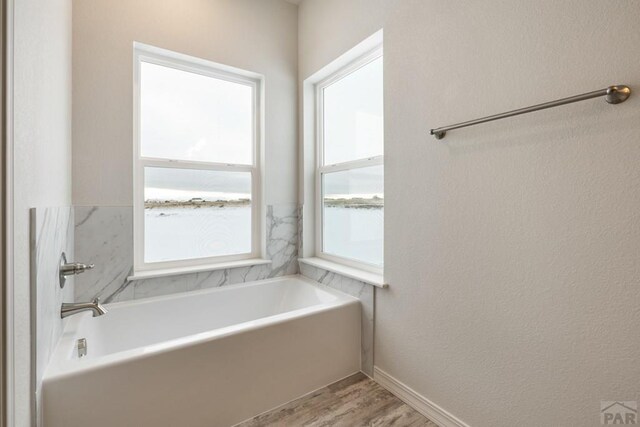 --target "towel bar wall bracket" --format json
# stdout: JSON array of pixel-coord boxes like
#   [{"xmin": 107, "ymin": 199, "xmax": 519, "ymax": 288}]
[{"xmin": 430, "ymin": 84, "xmax": 631, "ymax": 140}]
